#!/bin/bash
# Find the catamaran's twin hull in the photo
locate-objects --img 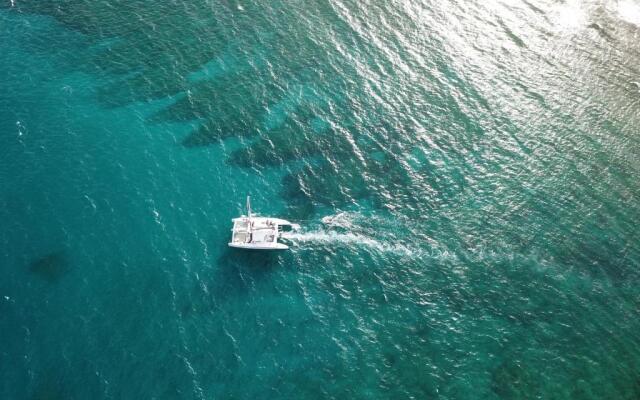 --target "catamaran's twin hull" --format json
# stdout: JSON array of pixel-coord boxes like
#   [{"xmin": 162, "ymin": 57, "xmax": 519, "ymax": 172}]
[
  {"xmin": 228, "ymin": 215, "xmax": 296, "ymax": 251},
  {"xmin": 228, "ymin": 242, "xmax": 289, "ymax": 250}
]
